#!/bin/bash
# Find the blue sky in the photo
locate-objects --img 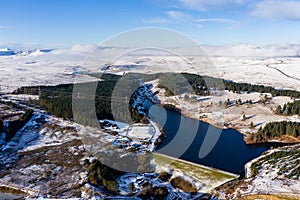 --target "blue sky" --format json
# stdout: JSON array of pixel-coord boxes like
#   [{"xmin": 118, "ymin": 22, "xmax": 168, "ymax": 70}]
[{"xmin": 1, "ymin": 0, "xmax": 300, "ymax": 48}]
